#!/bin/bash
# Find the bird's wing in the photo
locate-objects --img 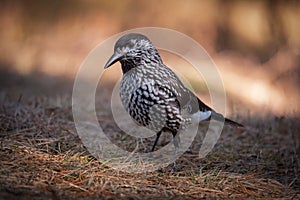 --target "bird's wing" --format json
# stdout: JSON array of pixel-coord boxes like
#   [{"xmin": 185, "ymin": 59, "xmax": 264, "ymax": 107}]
[
  {"xmin": 160, "ymin": 65, "xmax": 212, "ymax": 113},
  {"xmin": 160, "ymin": 65, "xmax": 243, "ymax": 127}
]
